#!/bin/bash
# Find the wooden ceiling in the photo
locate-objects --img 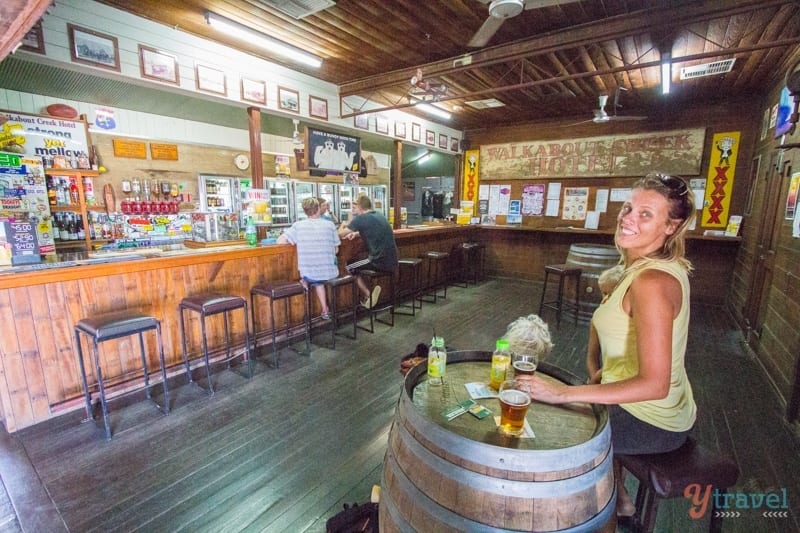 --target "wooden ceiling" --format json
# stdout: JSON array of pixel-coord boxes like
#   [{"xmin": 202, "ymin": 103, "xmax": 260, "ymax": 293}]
[{"xmin": 56, "ymin": 0, "xmax": 800, "ymax": 131}]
